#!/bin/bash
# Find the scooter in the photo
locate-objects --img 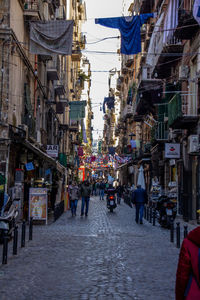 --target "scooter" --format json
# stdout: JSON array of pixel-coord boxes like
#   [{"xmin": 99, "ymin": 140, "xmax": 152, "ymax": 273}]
[
  {"xmin": 156, "ymin": 196, "xmax": 177, "ymax": 228},
  {"xmin": 107, "ymin": 194, "xmax": 117, "ymax": 213},
  {"xmin": 0, "ymin": 197, "xmax": 19, "ymax": 242}
]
